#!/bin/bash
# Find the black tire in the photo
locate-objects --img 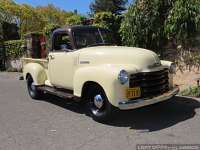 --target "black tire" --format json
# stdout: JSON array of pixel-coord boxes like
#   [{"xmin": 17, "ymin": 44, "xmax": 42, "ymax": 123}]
[
  {"xmin": 85, "ymin": 85, "xmax": 117, "ymax": 122},
  {"xmin": 27, "ymin": 75, "xmax": 43, "ymax": 99}
]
